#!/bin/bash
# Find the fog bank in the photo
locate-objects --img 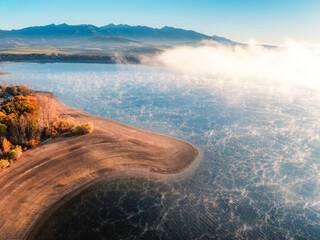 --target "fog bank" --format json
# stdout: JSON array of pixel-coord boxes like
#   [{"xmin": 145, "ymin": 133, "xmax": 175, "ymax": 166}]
[{"xmin": 156, "ymin": 40, "xmax": 320, "ymax": 91}]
